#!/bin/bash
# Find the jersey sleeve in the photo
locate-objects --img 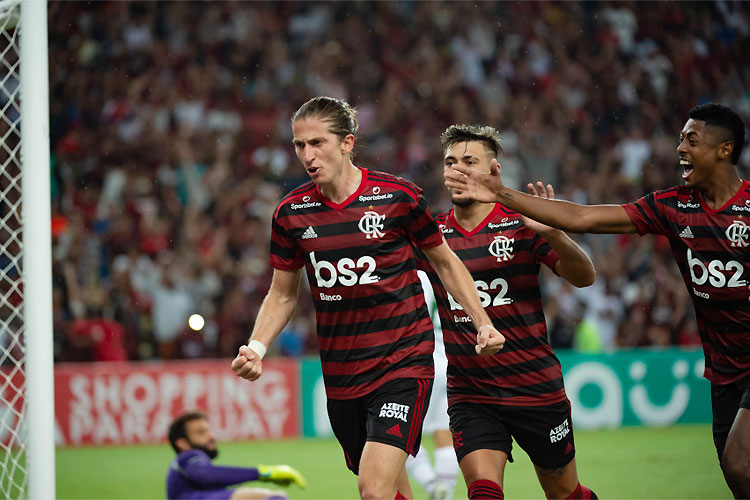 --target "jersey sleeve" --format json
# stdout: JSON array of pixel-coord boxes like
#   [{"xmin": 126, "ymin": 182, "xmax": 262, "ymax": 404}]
[
  {"xmin": 621, "ymin": 191, "xmax": 671, "ymax": 236},
  {"xmin": 269, "ymin": 210, "xmax": 305, "ymax": 270},
  {"xmin": 176, "ymin": 450, "xmax": 259, "ymax": 488},
  {"xmin": 531, "ymin": 233, "xmax": 560, "ymax": 272},
  {"xmin": 406, "ymin": 195, "xmax": 443, "ymax": 249}
]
